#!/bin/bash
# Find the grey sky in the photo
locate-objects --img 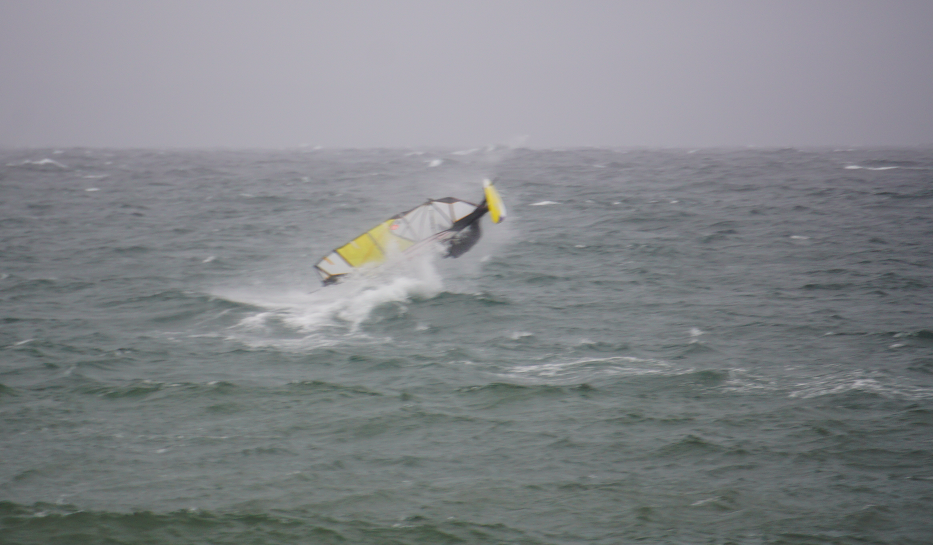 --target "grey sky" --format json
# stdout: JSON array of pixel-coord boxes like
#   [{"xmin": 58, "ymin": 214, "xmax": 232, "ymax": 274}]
[{"xmin": 2, "ymin": 0, "xmax": 931, "ymax": 148}]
